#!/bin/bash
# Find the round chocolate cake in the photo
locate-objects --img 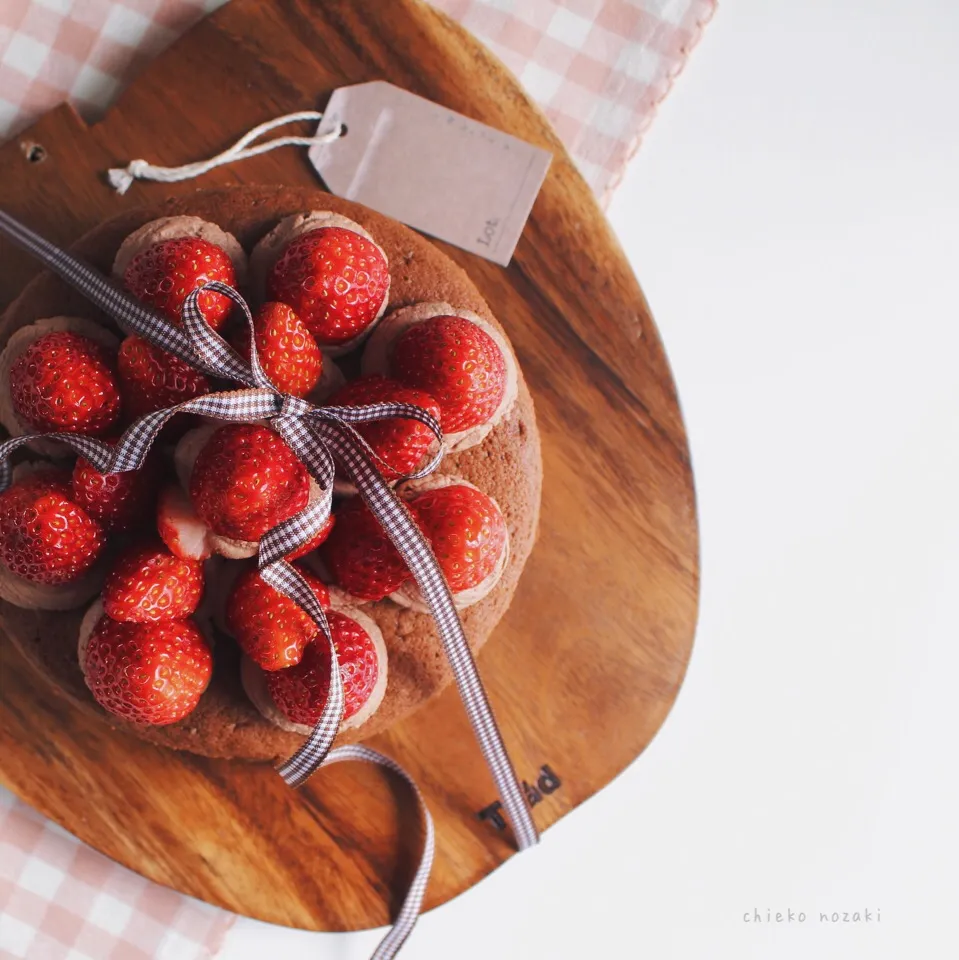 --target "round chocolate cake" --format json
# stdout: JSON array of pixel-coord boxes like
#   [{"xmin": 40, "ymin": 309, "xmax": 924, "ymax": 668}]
[{"xmin": 0, "ymin": 186, "xmax": 541, "ymax": 762}]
